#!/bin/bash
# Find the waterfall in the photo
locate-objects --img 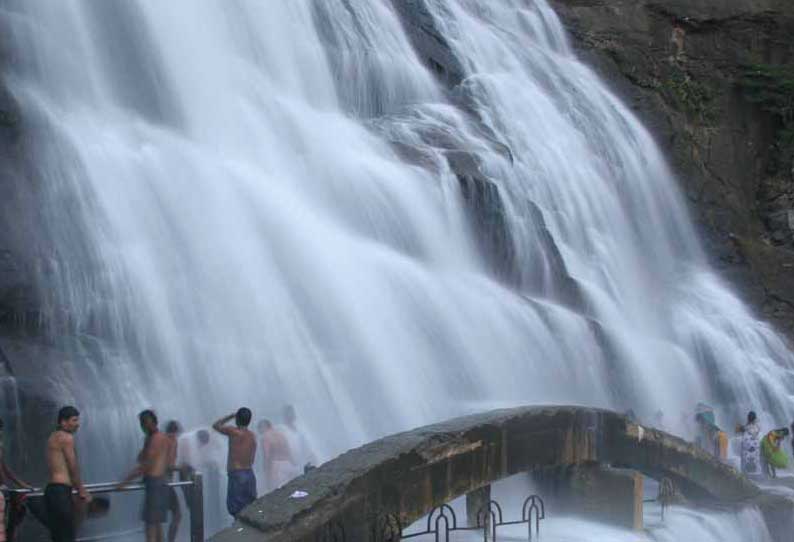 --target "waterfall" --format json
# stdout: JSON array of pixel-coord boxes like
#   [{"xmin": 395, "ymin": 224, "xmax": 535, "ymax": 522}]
[{"xmin": 2, "ymin": 0, "xmax": 793, "ymax": 537}]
